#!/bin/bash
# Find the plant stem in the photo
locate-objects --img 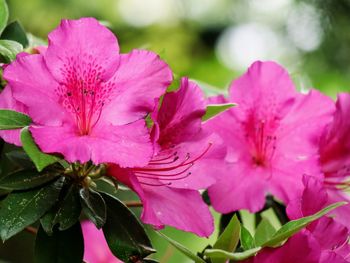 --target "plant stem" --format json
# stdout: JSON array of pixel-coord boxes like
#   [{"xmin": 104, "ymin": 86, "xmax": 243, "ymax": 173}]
[
  {"xmin": 124, "ymin": 201, "xmax": 143, "ymax": 207},
  {"xmin": 25, "ymin": 226, "xmax": 38, "ymax": 235}
]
